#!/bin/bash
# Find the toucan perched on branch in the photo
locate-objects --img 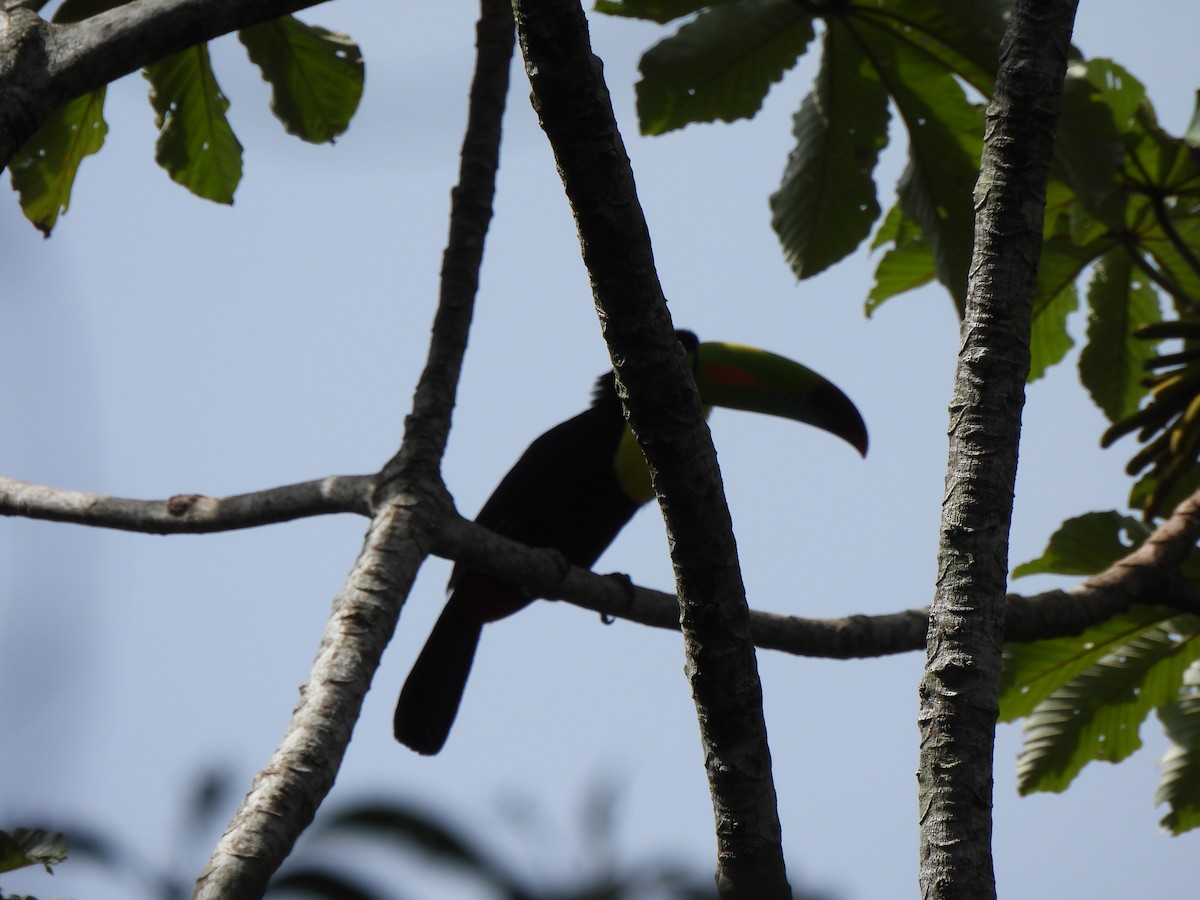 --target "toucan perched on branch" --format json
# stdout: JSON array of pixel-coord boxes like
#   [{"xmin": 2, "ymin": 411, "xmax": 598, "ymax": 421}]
[{"xmin": 394, "ymin": 331, "xmax": 867, "ymax": 754}]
